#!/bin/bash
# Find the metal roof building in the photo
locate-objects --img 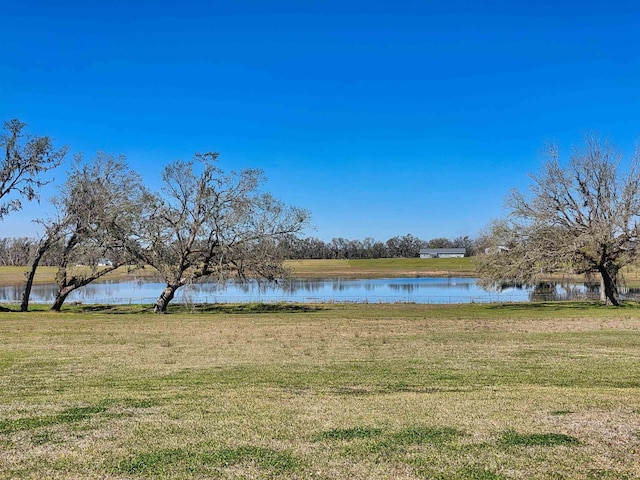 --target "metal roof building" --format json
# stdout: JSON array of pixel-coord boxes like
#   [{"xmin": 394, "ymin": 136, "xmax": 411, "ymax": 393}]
[{"xmin": 419, "ymin": 248, "xmax": 466, "ymax": 258}]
